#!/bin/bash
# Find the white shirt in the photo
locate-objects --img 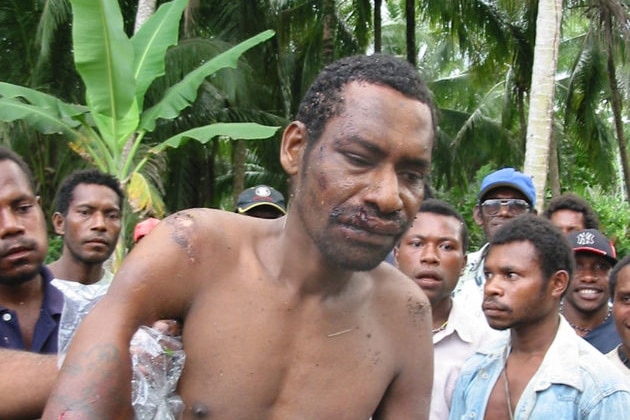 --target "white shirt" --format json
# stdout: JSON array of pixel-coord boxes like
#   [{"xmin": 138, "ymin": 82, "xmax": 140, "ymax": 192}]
[
  {"xmin": 431, "ymin": 296, "xmax": 505, "ymax": 420},
  {"xmin": 607, "ymin": 346, "xmax": 630, "ymax": 381}
]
